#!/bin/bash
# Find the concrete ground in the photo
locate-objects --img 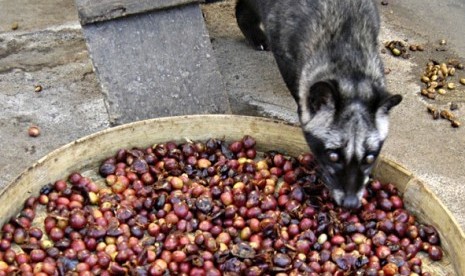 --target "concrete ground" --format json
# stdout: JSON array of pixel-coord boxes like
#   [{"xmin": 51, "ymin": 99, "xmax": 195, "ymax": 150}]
[{"xmin": 1, "ymin": 0, "xmax": 464, "ymax": 235}]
